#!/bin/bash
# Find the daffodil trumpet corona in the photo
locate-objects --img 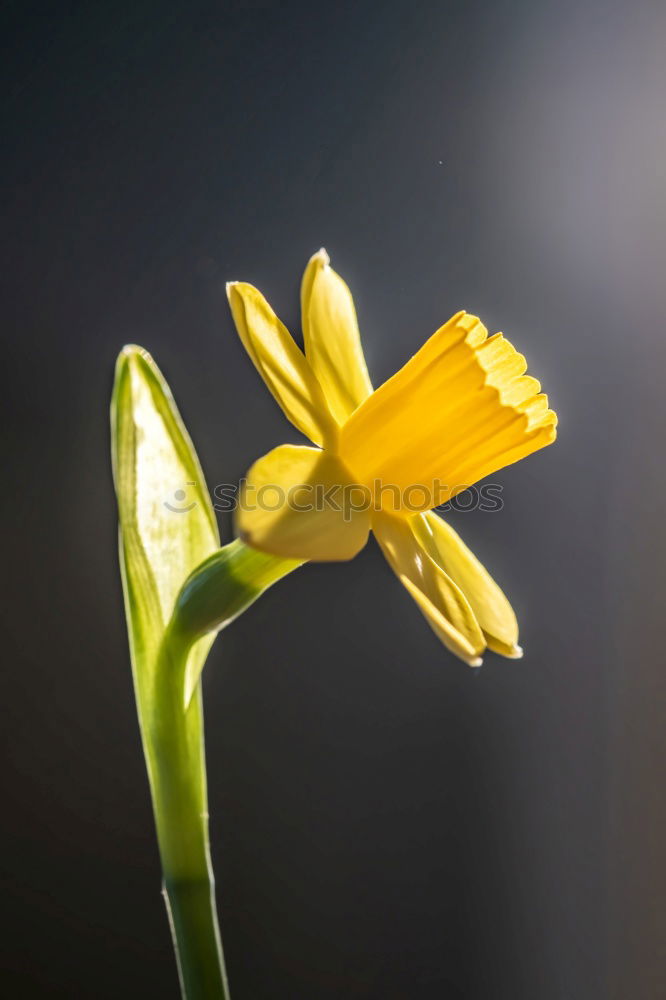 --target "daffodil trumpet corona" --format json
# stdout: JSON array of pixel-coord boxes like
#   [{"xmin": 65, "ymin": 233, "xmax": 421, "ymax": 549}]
[
  {"xmin": 112, "ymin": 250, "xmax": 556, "ymax": 1000},
  {"xmin": 227, "ymin": 249, "xmax": 557, "ymax": 667}
]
